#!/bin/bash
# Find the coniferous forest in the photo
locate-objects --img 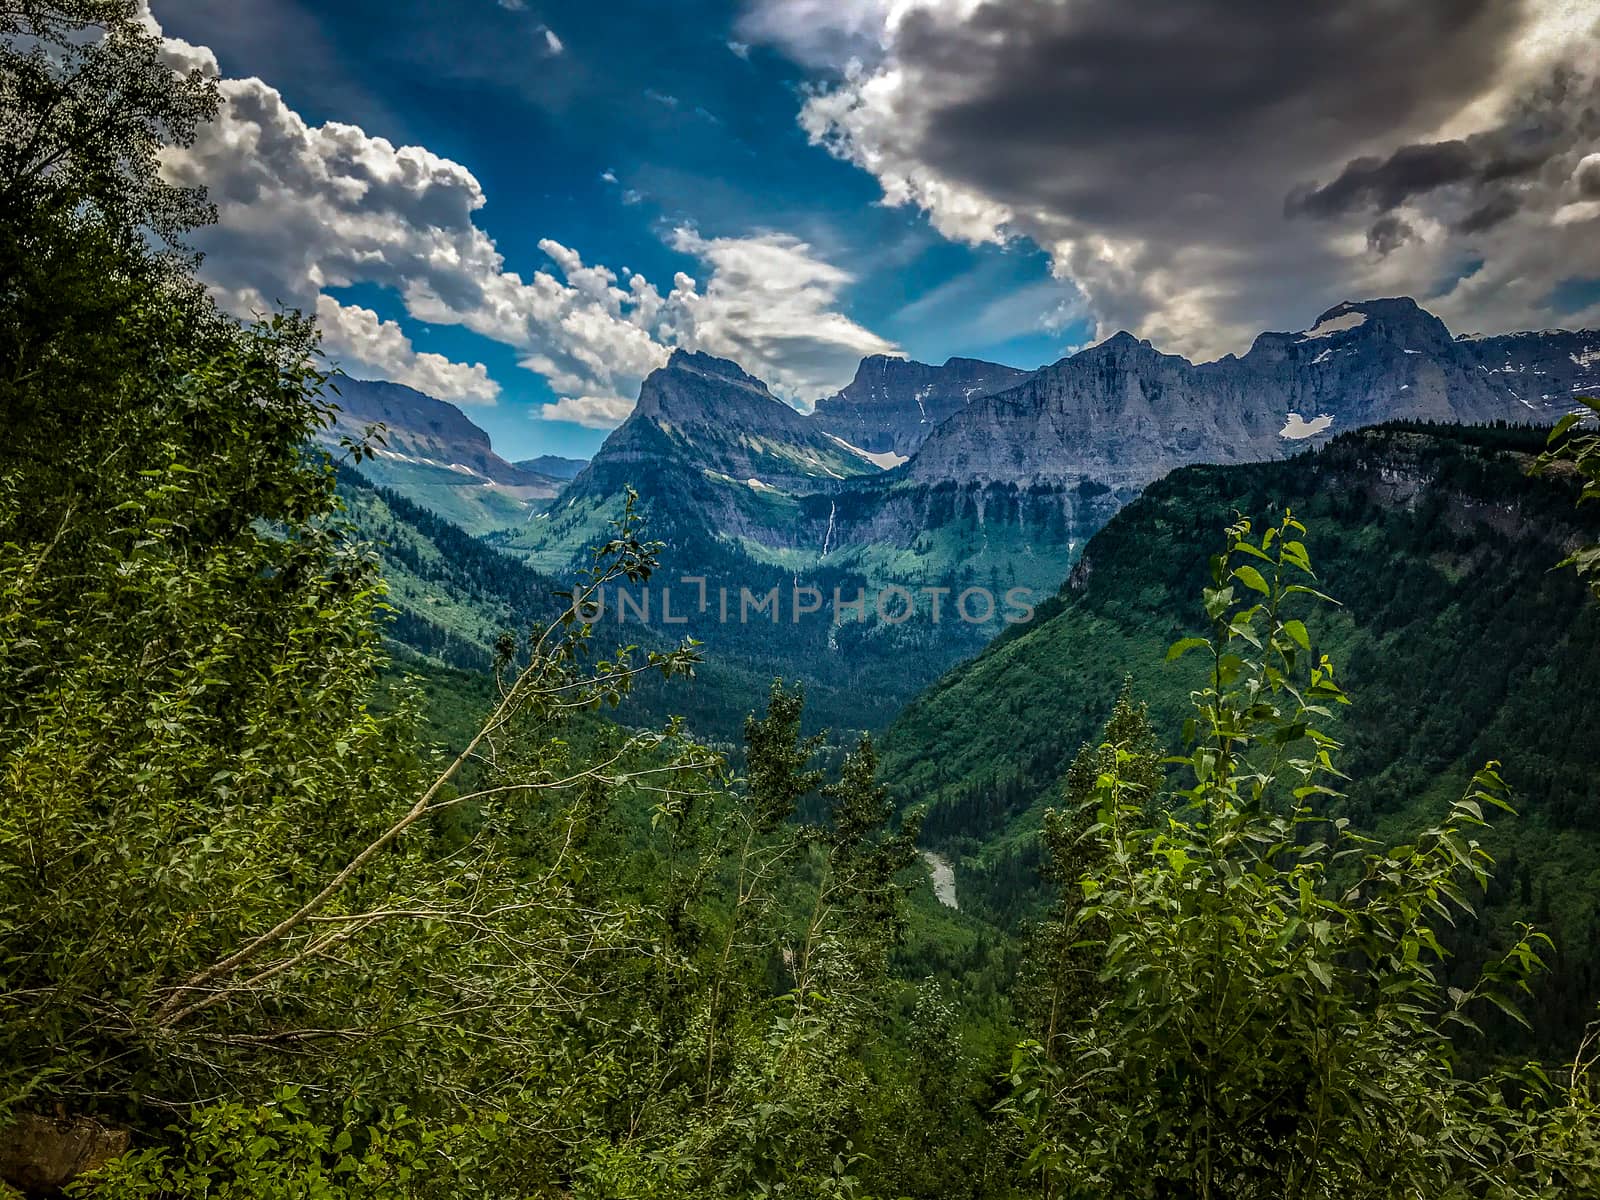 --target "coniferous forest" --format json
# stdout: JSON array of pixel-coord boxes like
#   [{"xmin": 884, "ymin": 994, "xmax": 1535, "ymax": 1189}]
[{"xmin": 7, "ymin": 4, "xmax": 1600, "ymax": 1198}]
